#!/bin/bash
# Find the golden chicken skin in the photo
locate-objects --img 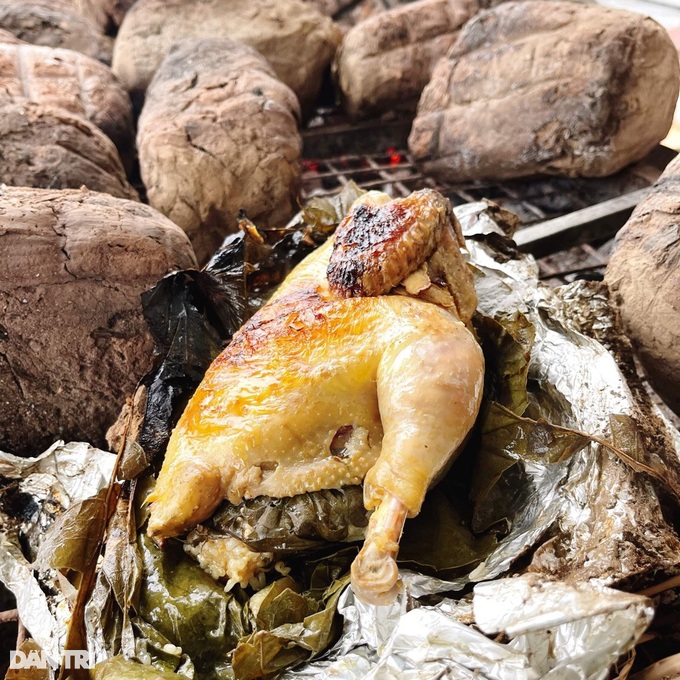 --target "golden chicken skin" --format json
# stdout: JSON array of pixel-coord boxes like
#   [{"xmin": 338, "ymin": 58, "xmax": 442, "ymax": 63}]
[{"xmin": 147, "ymin": 189, "xmax": 485, "ymax": 604}]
